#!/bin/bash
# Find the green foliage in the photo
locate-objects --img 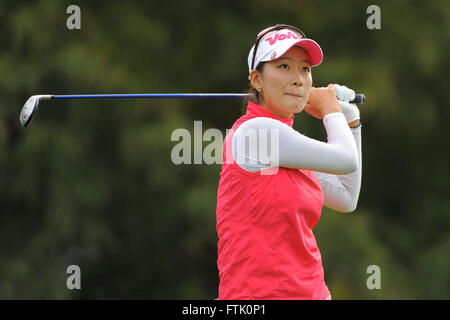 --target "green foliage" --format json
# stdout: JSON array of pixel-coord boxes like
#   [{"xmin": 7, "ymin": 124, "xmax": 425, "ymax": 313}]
[{"xmin": 0, "ymin": 0, "xmax": 449, "ymax": 299}]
